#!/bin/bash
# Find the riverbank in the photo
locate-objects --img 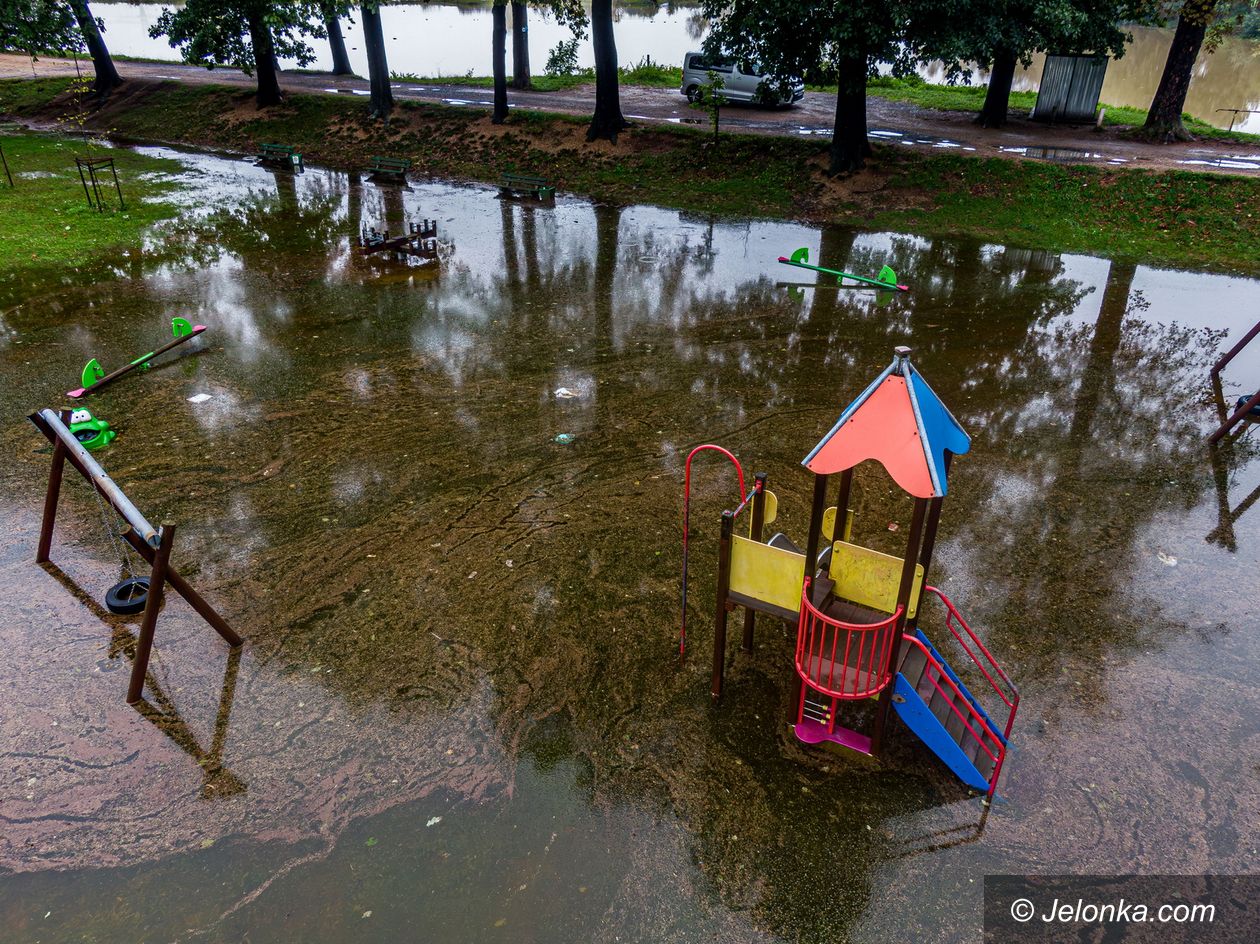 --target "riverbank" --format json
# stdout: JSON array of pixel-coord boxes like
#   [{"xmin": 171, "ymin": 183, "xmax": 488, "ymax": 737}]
[{"xmin": 2, "ymin": 76, "xmax": 1259, "ymax": 273}]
